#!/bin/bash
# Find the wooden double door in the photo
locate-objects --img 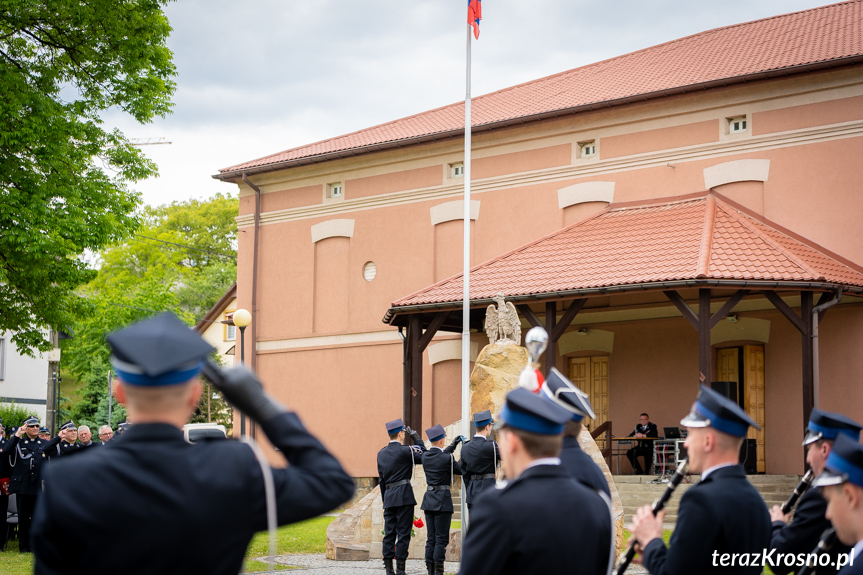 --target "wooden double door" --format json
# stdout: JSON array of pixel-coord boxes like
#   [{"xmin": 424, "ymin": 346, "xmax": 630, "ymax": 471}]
[
  {"xmin": 569, "ymin": 356, "xmax": 609, "ymax": 433},
  {"xmin": 717, "ymin": 345, "xmax": 766, "ymax": 472}
]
